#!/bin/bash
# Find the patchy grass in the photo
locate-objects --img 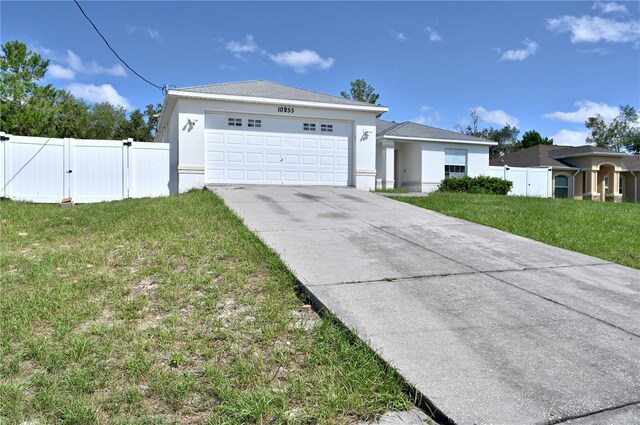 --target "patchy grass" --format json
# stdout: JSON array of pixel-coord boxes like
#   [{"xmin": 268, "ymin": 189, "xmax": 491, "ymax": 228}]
[
  {"xmin": 0, "ymin": 190, "xmax": 413, "ymax": 424},
  {"xmin": 395, "ymin": 192, "xmax": 640, "ymax": 270}
]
